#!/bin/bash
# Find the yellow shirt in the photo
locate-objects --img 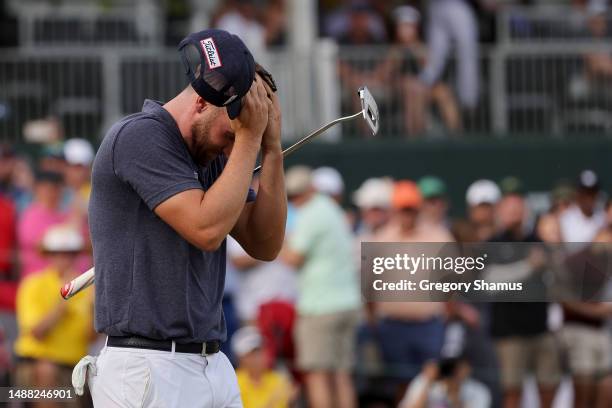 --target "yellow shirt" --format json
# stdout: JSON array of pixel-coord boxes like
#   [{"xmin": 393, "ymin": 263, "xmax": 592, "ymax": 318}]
[
  {"xmin": 14, "ymin": 267, "xmax": 93, "ymax": 365},
  {"xmin": 236, "ymin": 369, "xmax": 290, "ymax": 408}
]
